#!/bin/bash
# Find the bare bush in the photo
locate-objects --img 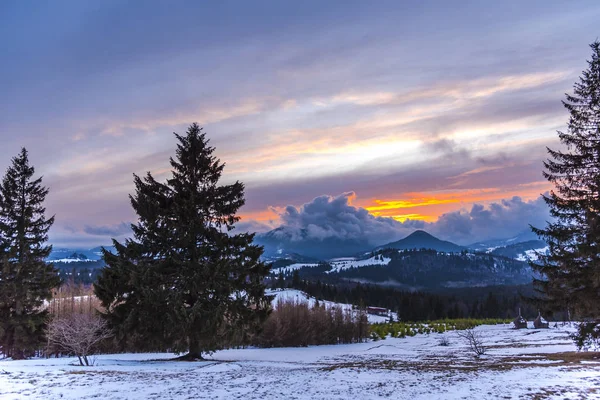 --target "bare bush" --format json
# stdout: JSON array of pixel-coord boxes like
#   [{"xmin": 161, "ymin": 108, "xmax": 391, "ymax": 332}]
[
  {"xmin": 46, "ymin": 313, "xmax": 113, "ymax": 366},
  {"xmin": 437, "ymin": 336, "xmax": 451, "ymax": 347},
  {"xmin": 456, "ymin": 328, "xmax": 486, "ymax": 357},
  {"xmin": 254, "ymin": 299, "xmax": 369, "ymax": 348}
]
